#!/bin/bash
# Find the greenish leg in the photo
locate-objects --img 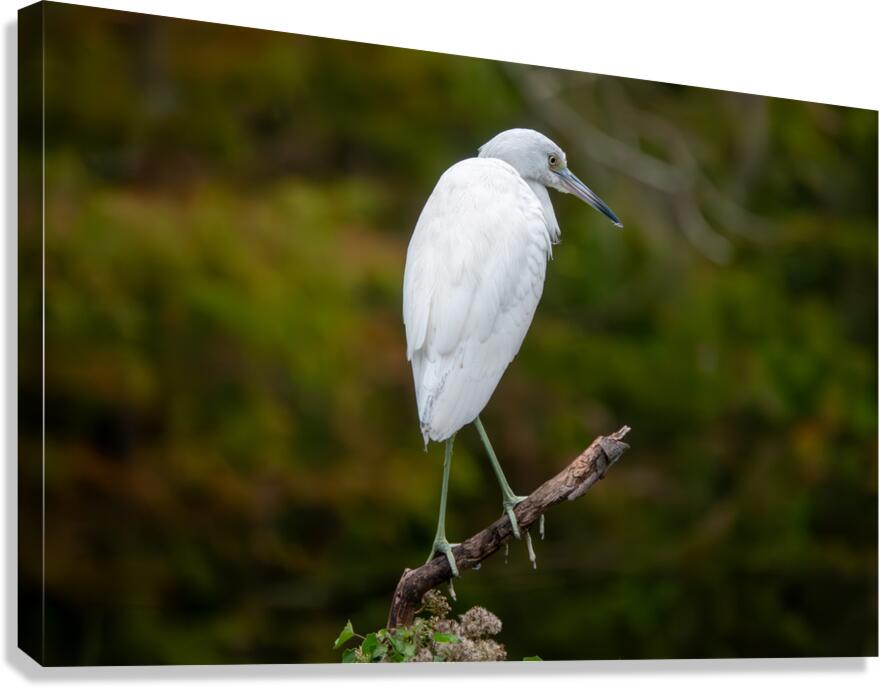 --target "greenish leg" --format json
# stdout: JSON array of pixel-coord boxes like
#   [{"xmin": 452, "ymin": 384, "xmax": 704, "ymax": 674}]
[
  {"xmin": 474, "ymin": 416, "xmax": 526, "ymax": 540},
  {"xmin": 426, "ymin": 434, "xmax": 459, "ymax": 577}
]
